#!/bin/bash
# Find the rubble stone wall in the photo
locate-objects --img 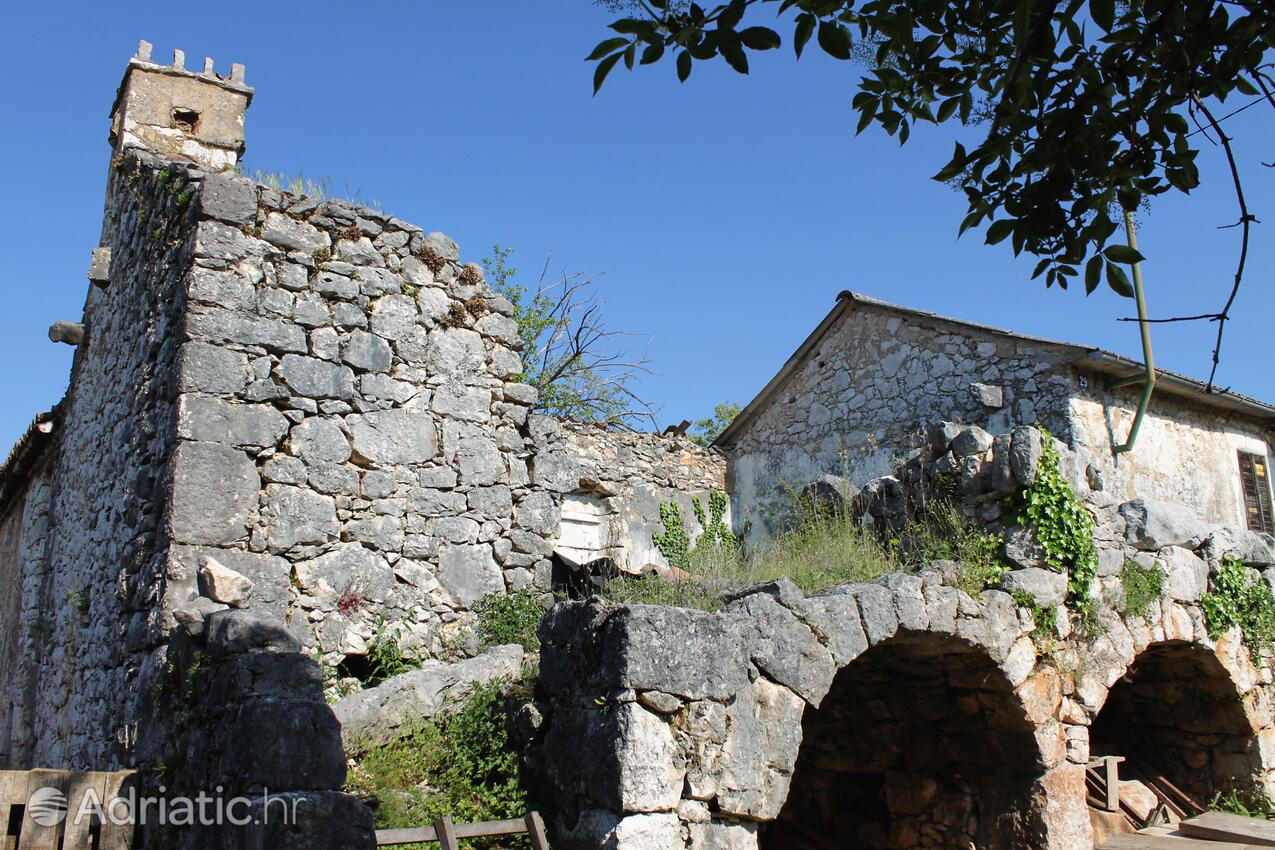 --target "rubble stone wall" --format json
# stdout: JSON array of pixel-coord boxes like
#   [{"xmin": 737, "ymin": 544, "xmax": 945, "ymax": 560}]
[
  {"xmin": 727, "ymin": 301, "xmax": 1078, "ymax": 544},
  {"xmin": 1070, "ymin": 382, "xmax": 1274, "ymax": 529},
  {"xmin": 533, "ymin": 421, "xmax": 1275, "ymax": 850}
]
